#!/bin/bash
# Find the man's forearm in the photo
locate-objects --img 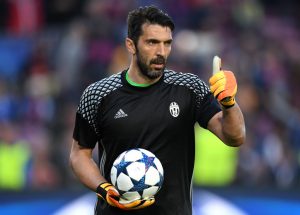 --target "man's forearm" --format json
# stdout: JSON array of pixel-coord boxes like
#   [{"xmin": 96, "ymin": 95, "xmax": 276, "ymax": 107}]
[
  {"xmin": 221, "ymin": 103, "xmax": 246, "ymax": 146},
  {"xmin": 70, "ymin": 141, "xmax": 106, "ymax": 191}
]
